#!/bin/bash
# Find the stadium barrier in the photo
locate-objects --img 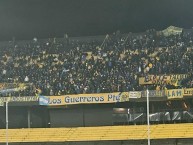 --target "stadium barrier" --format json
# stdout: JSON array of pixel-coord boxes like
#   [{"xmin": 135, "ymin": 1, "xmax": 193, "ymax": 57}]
[{"xmin": 1, "ymin": 123, "xmax": 193, "ymax": 143}]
